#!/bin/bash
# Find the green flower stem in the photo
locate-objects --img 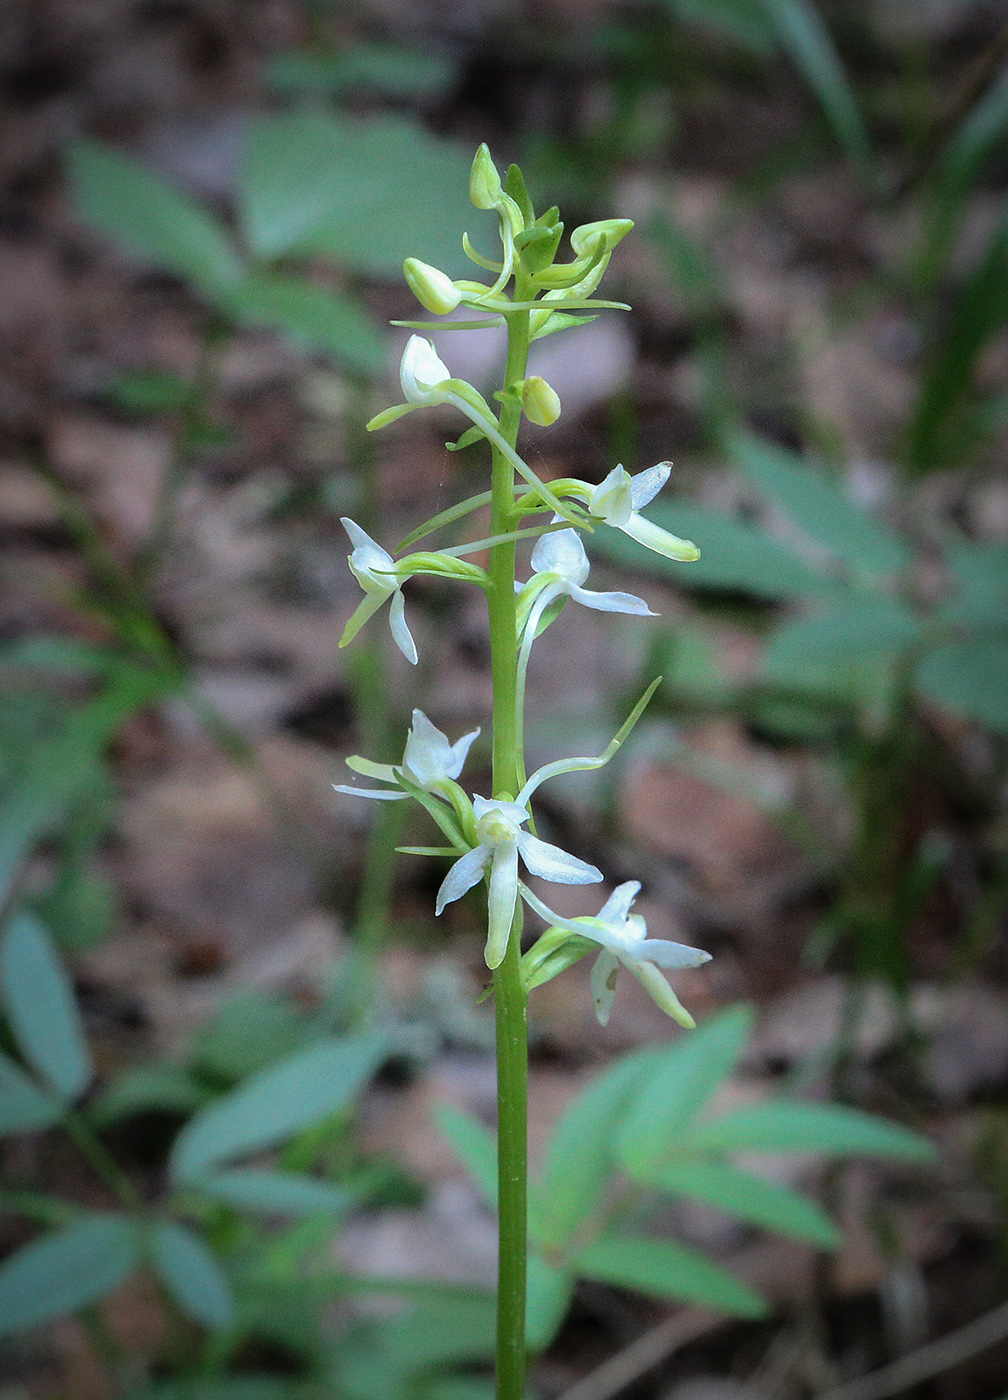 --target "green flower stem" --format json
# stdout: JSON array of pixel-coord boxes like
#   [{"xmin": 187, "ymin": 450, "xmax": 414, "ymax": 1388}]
[{"xmin": 489, "ymin": 291, "xmax": 533, "ymax": 1400}]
